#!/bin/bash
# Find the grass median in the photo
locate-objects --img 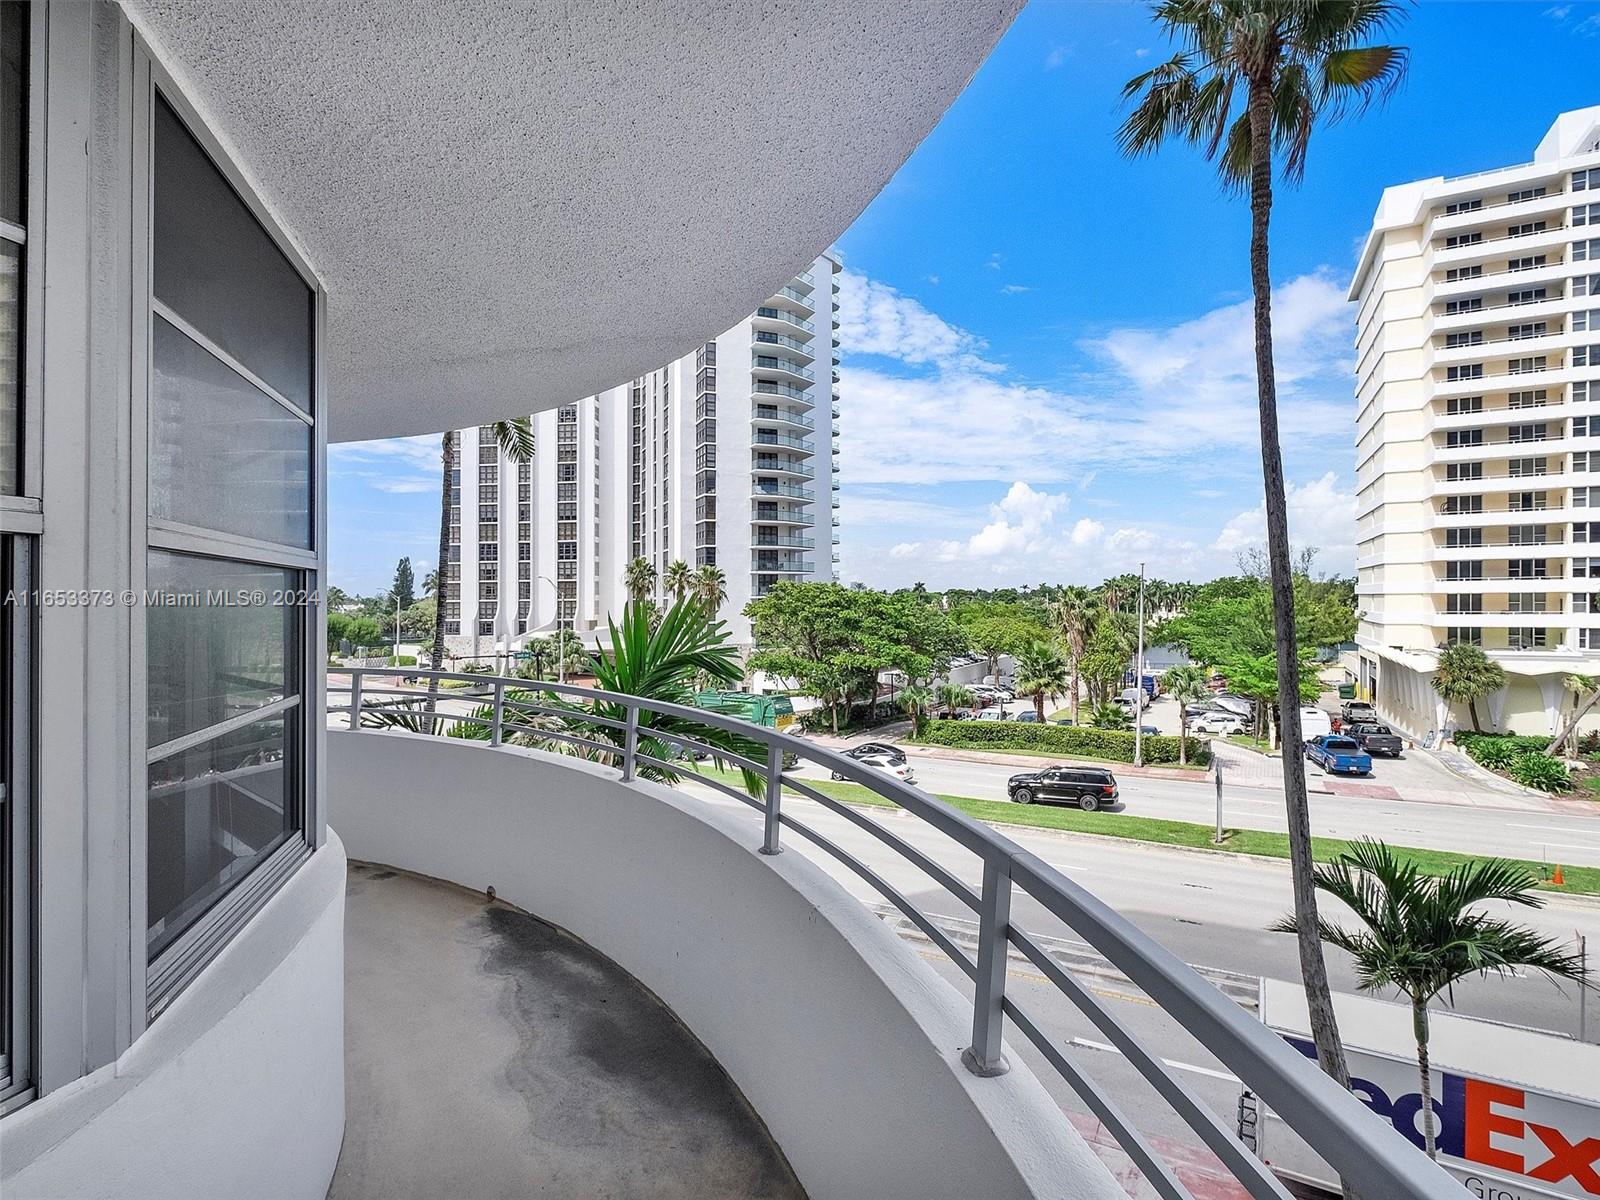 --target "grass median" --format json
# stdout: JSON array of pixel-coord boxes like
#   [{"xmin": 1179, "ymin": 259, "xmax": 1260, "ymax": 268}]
[{"xmin": 693, "ymin": 766, "xmax": 1599, "ymax": 897}]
